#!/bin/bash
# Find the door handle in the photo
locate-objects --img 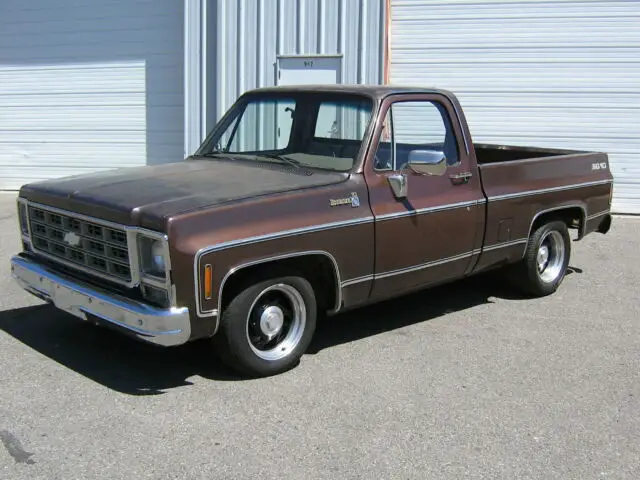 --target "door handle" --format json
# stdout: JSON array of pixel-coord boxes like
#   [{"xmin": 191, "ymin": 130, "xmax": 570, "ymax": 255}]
[{"xmin": 449, "ymin": 171, "xmax": 472, "ymax": 185}]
